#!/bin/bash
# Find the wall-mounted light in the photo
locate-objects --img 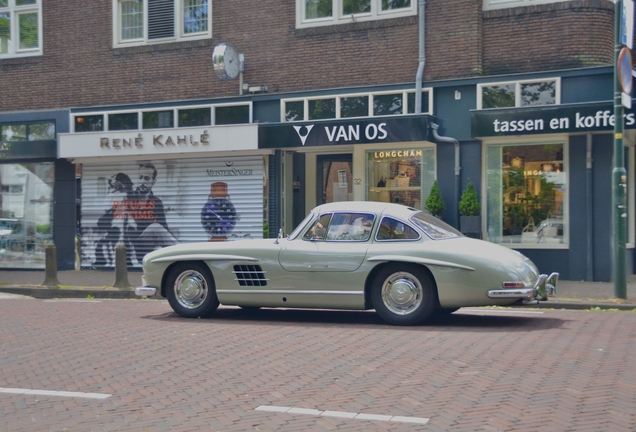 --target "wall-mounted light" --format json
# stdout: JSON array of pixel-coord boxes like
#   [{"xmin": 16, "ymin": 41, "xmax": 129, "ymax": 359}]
[{"xmin": 242, "ymin": 84, "xmax": 268, "ymax": 94}]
